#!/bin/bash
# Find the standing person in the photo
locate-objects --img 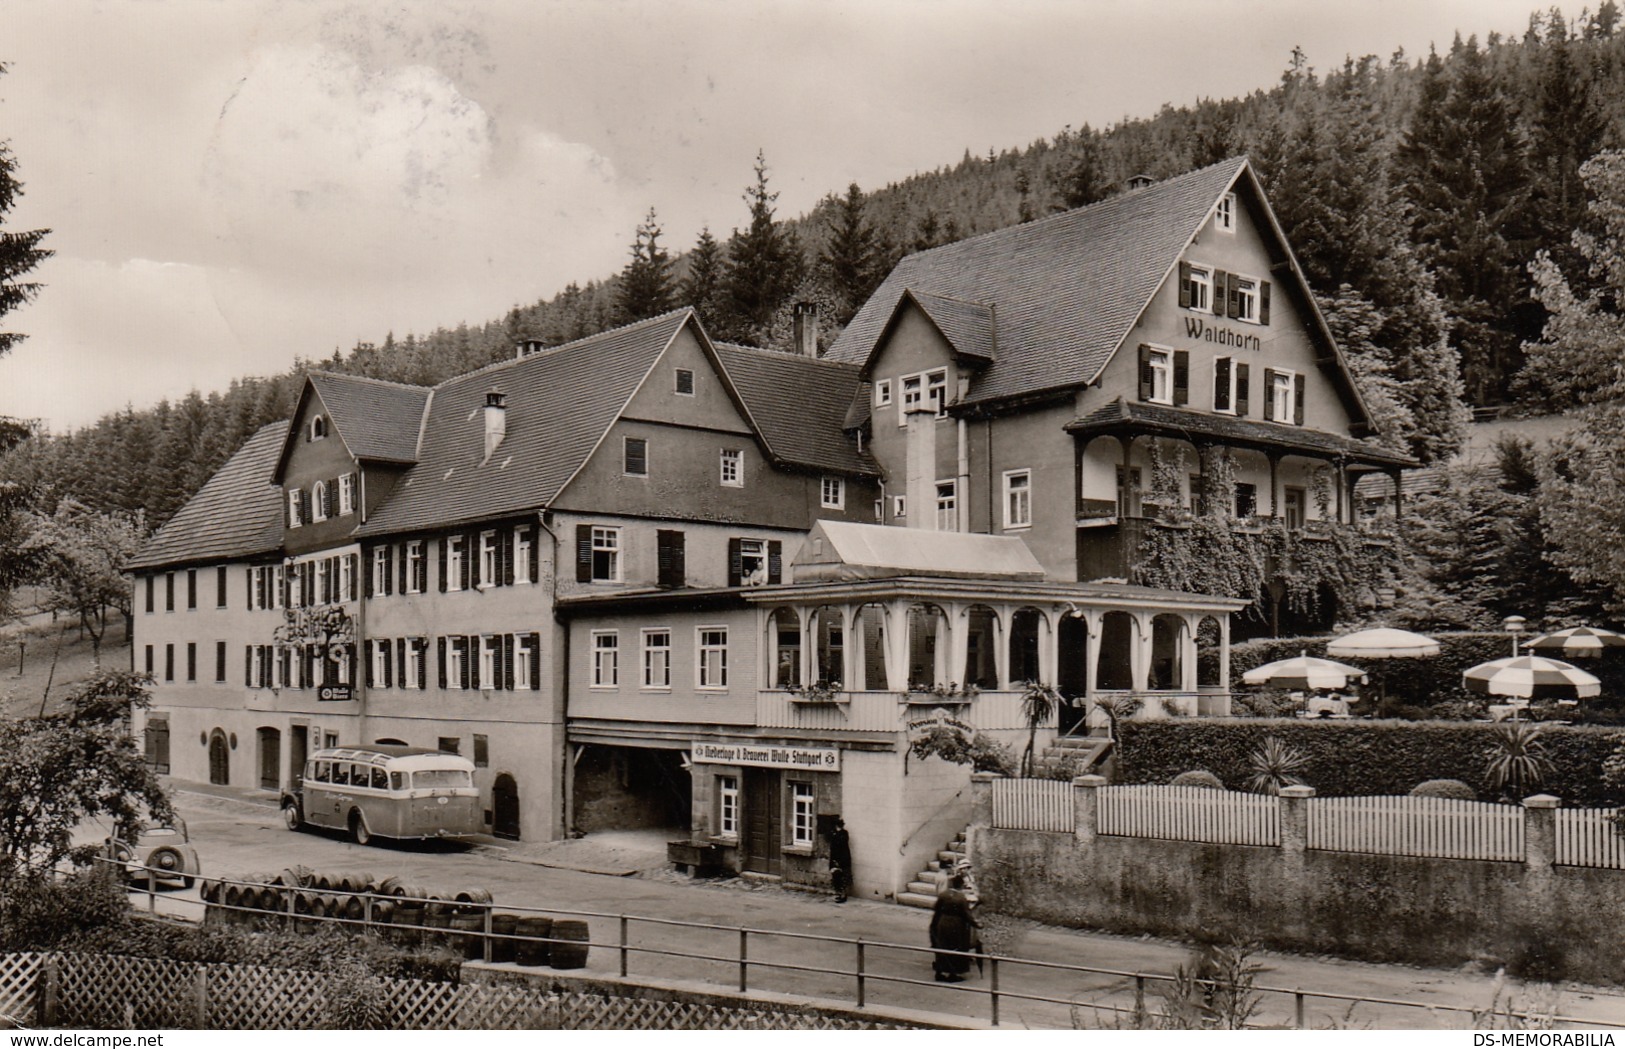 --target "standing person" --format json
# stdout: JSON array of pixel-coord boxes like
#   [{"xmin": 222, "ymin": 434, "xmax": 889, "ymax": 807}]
[
  {"xmin": 929, "ymin": 872, "xmax": 979, "ymax": 982},
  {"xmin": 826, "ymin": 816, "xmax": 852, "ymax": 903}
]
